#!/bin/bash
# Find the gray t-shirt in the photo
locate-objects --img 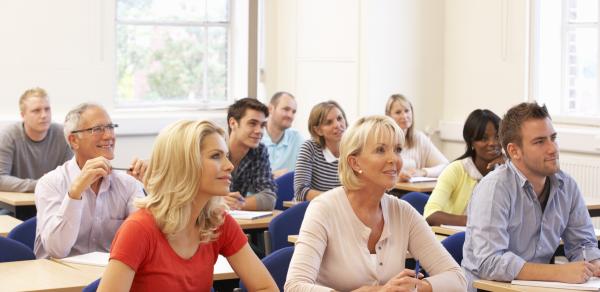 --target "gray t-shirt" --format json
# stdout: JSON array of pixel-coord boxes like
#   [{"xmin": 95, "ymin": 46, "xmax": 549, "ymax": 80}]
[{"xmin": 0, "ymin": 122, "xmax": 73, "ymax": 192}]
